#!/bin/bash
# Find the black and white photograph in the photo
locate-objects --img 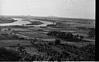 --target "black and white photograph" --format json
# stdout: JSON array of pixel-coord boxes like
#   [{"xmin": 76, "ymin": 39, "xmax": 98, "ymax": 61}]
[{"xmin": 0, "ymin": 0, "xmax": 95, "ymax": 61}]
